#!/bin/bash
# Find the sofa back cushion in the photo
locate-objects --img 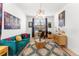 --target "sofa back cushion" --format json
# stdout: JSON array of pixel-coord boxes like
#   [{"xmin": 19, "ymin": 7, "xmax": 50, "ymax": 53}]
[
  {"xmin": 5, "ymin": 36, "xmax": 15, "ymax": 41},
  {"xmin": 10, "ymin": 36, "xmax": 16, "ymax": 41}
]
